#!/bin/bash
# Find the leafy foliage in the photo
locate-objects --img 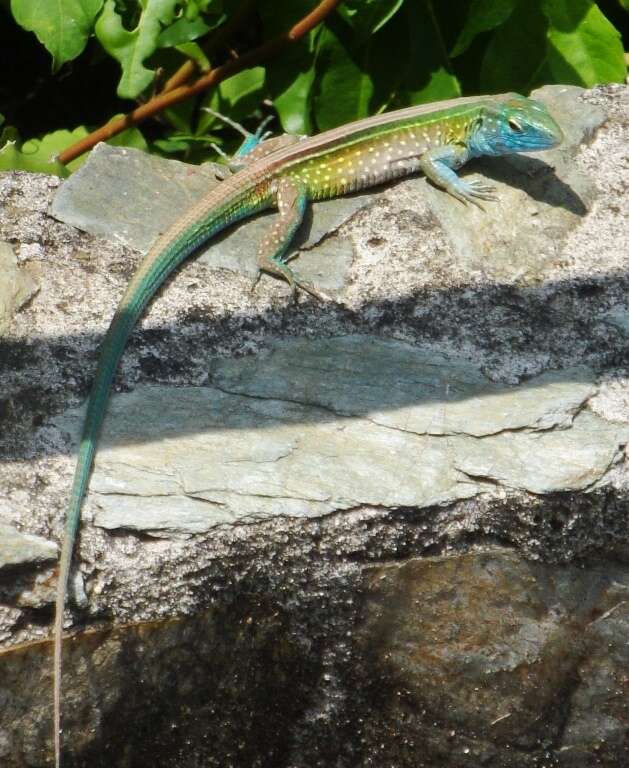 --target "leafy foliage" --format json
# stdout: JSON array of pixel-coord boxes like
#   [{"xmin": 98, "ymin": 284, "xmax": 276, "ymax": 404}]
[
  {"xmin": 0, "ymin": 119, "xmax": 146, "ymax": 175},
  {"xmin": 2, "ymin": 0, "xmax": 626, "ymax": 174},
  {"xmin": 95, "ymin": 0, "xmax": 180, "ymax": 99},
  {"xmin": 543, "ymin": 0, "xmax": 627, "ymax": 85},
  {"xmin": 10, "ymin": 0, "xmax": 104, "ymax": 71},
  {"xmin": 0, "ymin": 125, "xmax": 86, "ymax": 176}
]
